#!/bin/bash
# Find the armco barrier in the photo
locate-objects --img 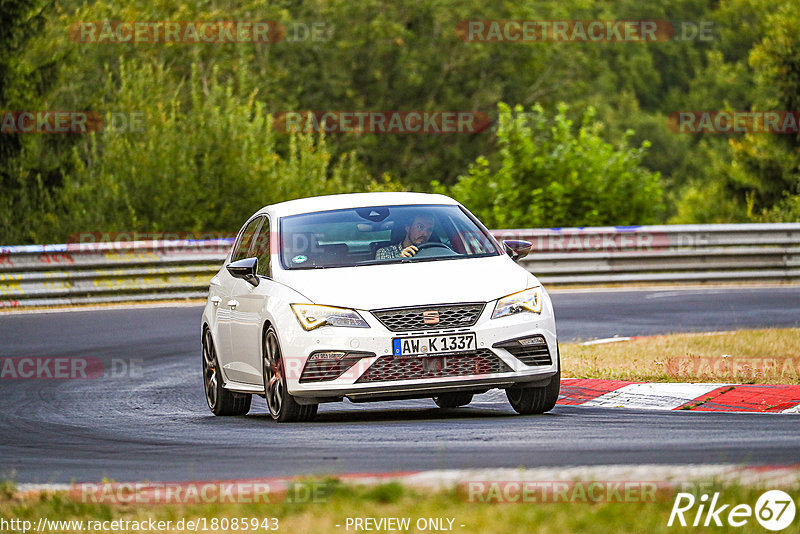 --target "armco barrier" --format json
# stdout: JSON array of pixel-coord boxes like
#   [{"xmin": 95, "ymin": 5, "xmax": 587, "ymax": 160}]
[
  {"xmin": 506, "ymin": 223, "xmax": 800, "ymax": 285},
  {"xmin": 0, "ymin": 239, "xmax": 232, "ymax": 308},
  {"xmin": 1, "ymin": 224, "xmax": 798, "ymax": 308}
]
